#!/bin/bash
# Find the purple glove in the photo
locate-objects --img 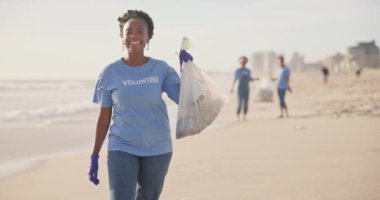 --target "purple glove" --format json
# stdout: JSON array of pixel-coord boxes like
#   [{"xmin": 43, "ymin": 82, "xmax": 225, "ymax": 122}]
[
  {"xmin": 88, "ymin": 154, "xmax": 99, "ymax": 185},
  {"xmin": 179, "ymin": 50, "xmax": 193, "ymax": 70}
]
